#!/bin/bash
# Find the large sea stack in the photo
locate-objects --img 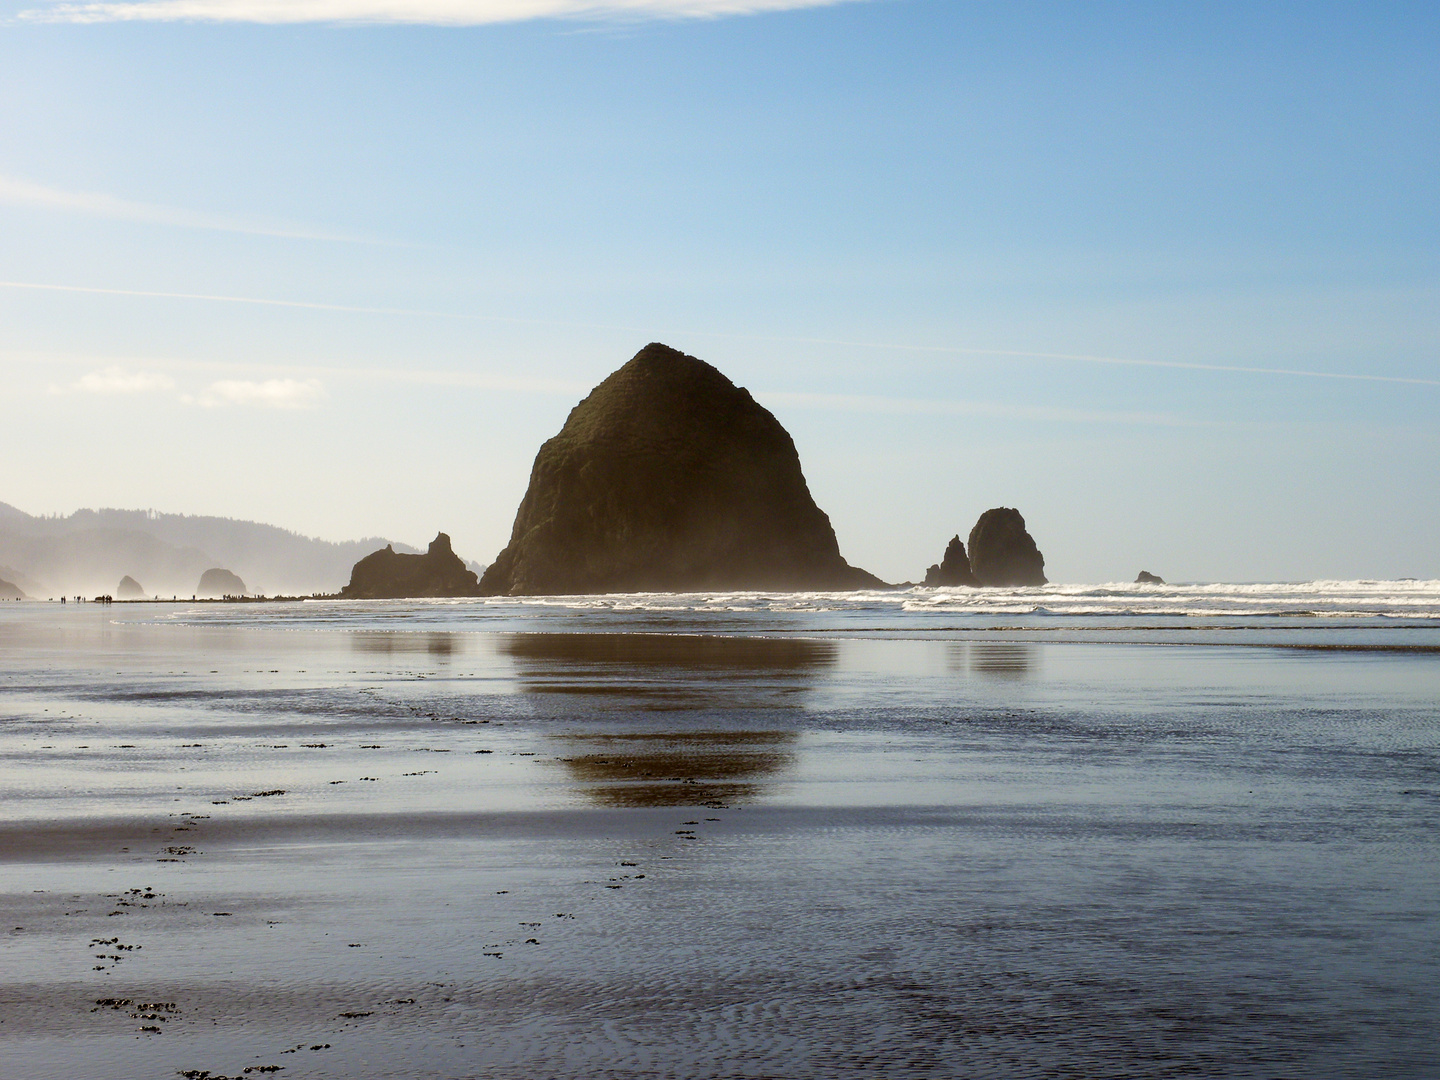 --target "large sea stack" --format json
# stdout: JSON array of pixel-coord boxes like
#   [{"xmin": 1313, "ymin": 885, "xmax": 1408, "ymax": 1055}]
[
  {"xmin": 968, "ymin": 508, "xmax": 1047, "ymax": 586},
  {"xmin": 341, "ymin": 533, "xmax": 481, "ymax": 599},
  {"xmin": 116, "ymin": 575, "xmax": 145, "ymax": 599},
  {"xmin": 197, "ymin": 568, "xmax": 247, "ymax": 597},
  {"xmin": 479, "ymin": 343, "xmax": 884, "ymax": 595},
  {"xmin": 923, "ymin": 535, "xmax": 978, "ymax": 587}
]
